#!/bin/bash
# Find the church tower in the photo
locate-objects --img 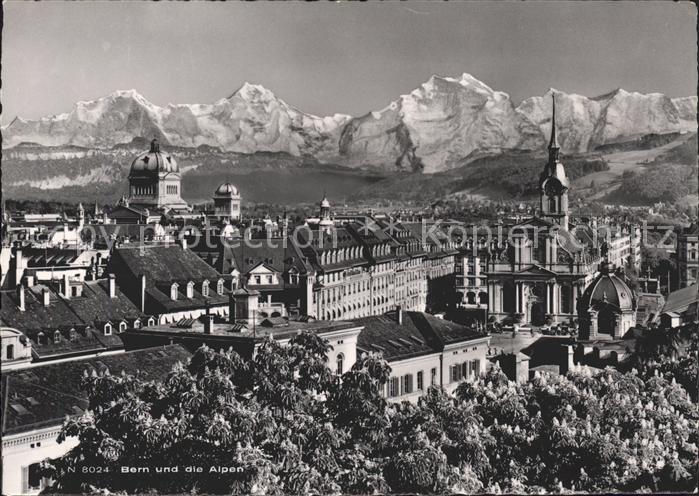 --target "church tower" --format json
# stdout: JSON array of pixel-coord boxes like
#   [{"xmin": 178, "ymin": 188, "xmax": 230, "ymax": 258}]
[{"xmin": 538, "ymin": 94, "xmax": 570, "ymax": 231}]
